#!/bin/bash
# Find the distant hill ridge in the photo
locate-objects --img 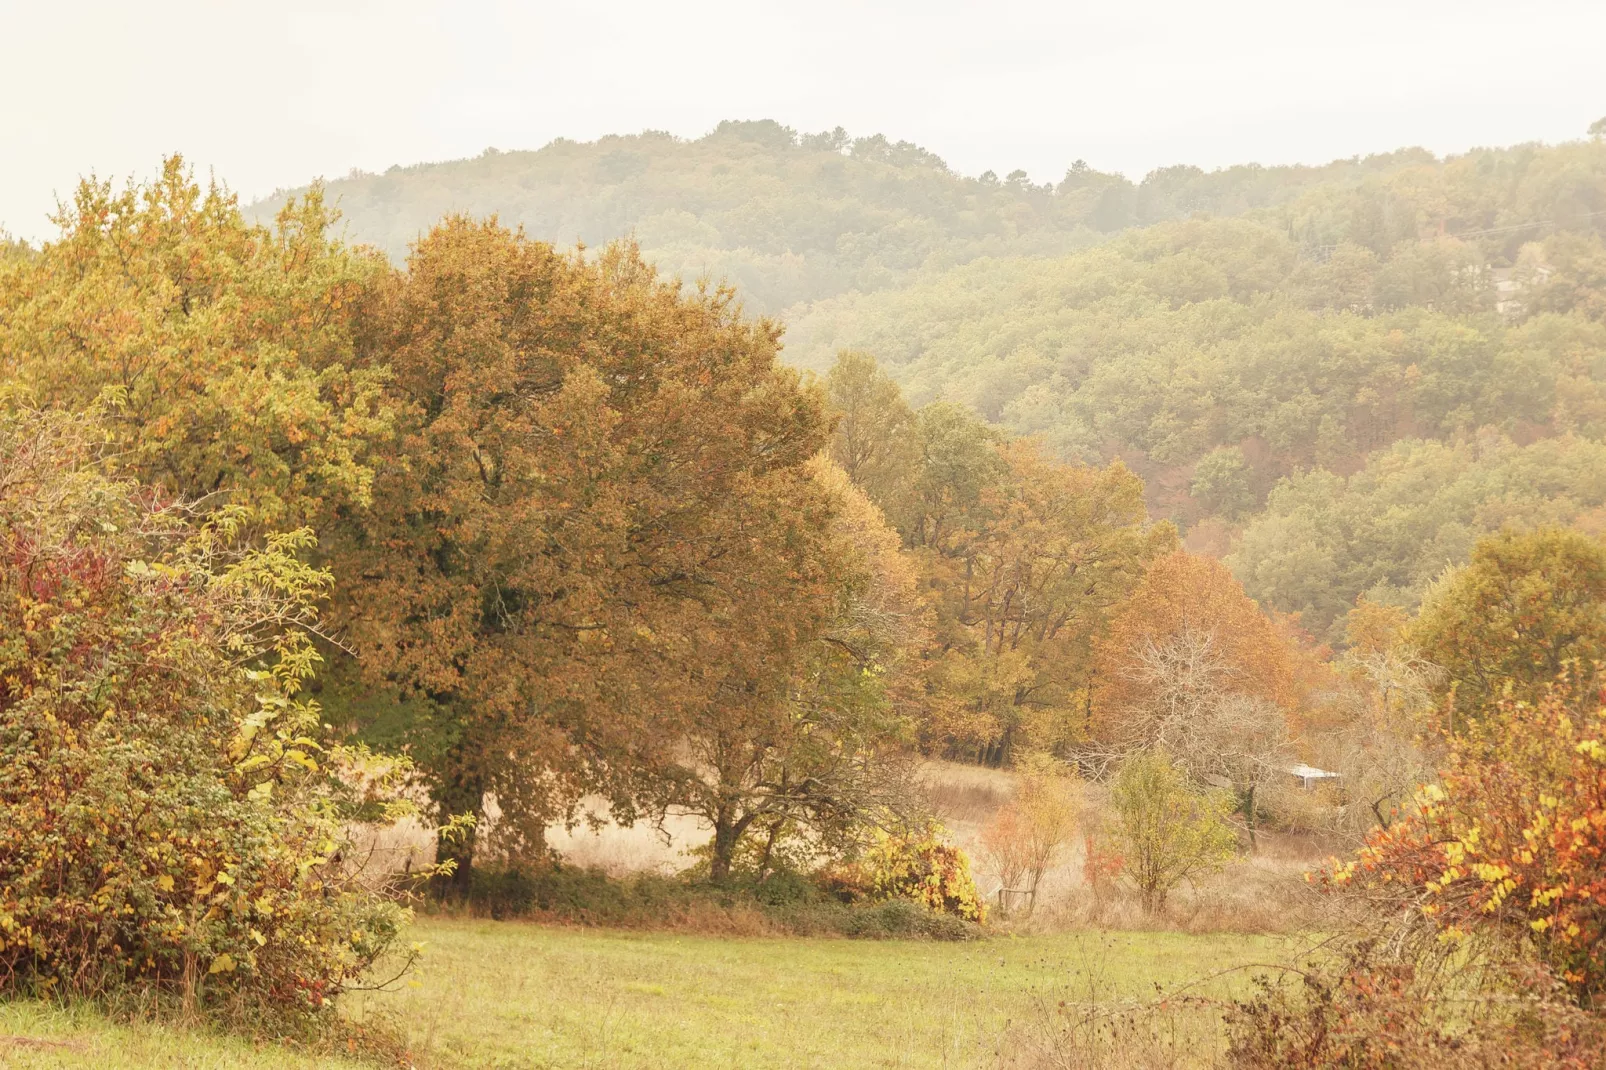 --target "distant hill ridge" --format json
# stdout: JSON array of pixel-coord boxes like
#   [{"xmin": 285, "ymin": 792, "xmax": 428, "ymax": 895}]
[{"xmin": 249, "ymin": 118, "xmax": 1454, "ymax": 315}]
